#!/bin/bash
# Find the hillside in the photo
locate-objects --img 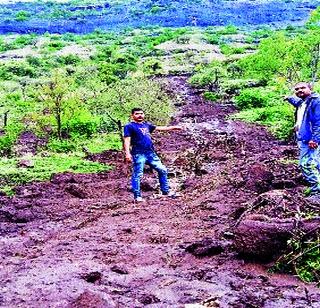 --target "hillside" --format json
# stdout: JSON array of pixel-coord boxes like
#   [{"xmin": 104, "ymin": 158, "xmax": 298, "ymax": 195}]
[{"xmin": 0, "ymin": 0, "xmax": 319, "ymax": 34}]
